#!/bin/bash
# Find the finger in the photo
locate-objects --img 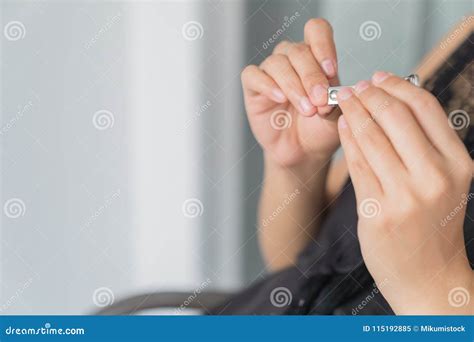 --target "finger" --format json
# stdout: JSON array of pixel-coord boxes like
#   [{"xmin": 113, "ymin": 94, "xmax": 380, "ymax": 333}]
[
  {"xmin": 241, "ymin": 65, "xmax": 287, "ymax": 103},
  {"xmin": 338, "ymin": 115, "xmax": 383, "ymax": 199},
  {"xmin": 276, "ymin": 42, "xmax": 329, "ymax": 110},
  {"xmin": 371, "ymin": 71, "xmax": 465, "ymax": 159},
  {"xmin": 304, "ymin": 18, "xmax": 338, "ymax": 79},
  {"xmin": 337, "ymin": 86, "xmax": 405, "ymax": 188},
  {"xmin": 354, "ymin": 78, "xmax": 436, "ymax": 171},
  {"xmin": 260, "ymin": 54, "xmax": 317, "ymax": 116}
]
